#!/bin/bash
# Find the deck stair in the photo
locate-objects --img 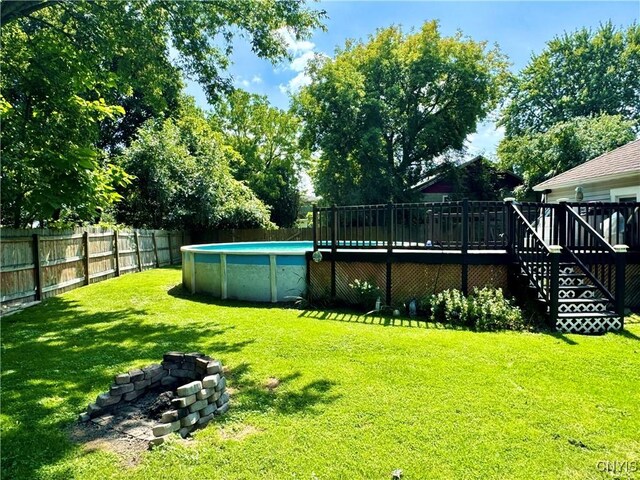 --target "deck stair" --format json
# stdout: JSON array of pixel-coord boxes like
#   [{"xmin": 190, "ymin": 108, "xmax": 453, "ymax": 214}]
[
  {"xmin": 519, "ymin": 260, "xmax": 622, "ymax": 334},
  {"xmin": 511, "ymin": 201, "xmax": 626, "ymax": 334}
]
